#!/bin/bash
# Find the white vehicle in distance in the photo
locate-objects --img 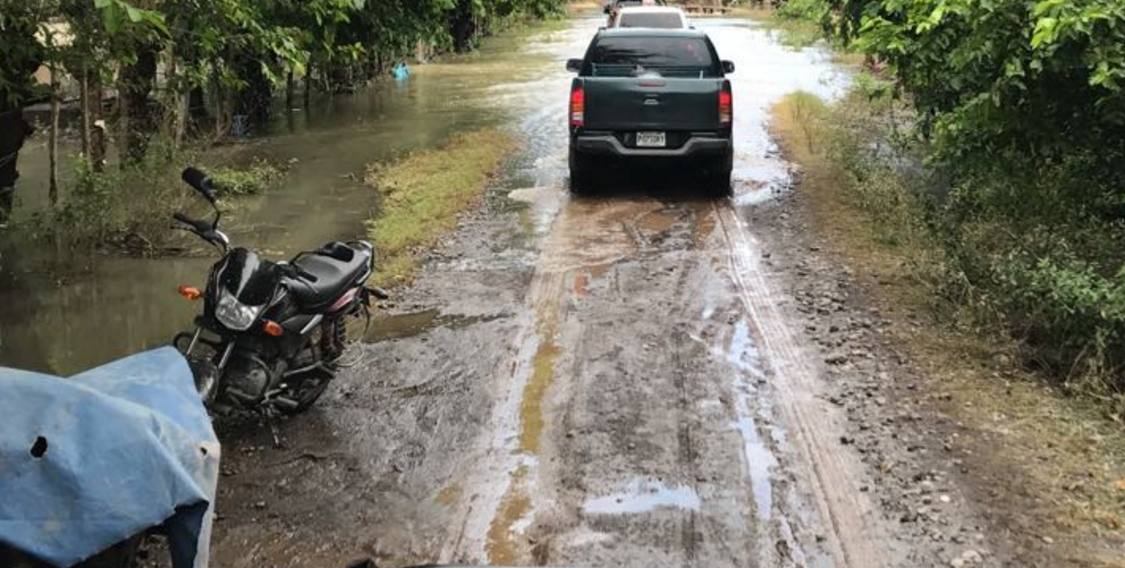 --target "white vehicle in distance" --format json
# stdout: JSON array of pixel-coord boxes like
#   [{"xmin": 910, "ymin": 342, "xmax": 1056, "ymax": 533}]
[{"xmin": 610, "ymin": 6, "xmax": 690, "ymax": 29}]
